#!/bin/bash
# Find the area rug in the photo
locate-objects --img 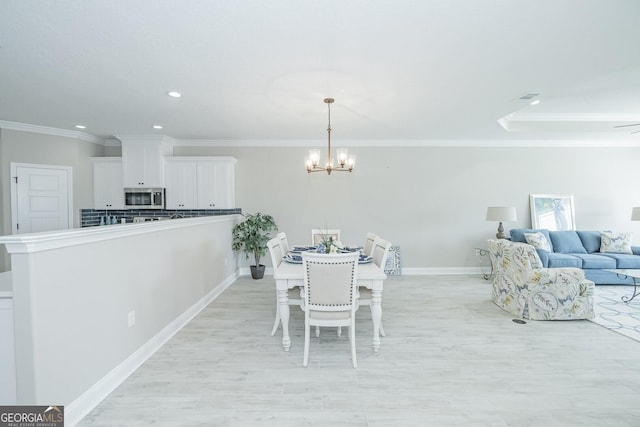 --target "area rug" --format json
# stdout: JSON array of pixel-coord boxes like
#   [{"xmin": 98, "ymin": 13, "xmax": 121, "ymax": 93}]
[{"xmin": 590, "ymin": 285, "xmax": 640, "ymax": 342}]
